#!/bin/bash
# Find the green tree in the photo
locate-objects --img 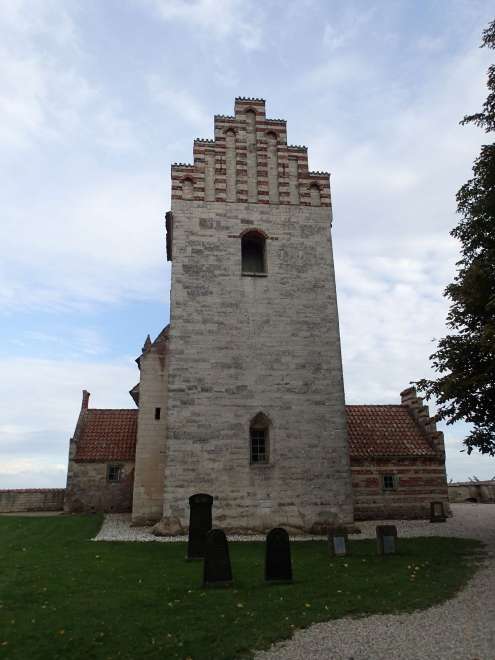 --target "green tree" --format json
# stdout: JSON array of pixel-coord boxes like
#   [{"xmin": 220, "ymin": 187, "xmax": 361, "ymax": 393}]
[{"xmin": 417, "ymin": 19, "xmax": 495, "ymax": 456}]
